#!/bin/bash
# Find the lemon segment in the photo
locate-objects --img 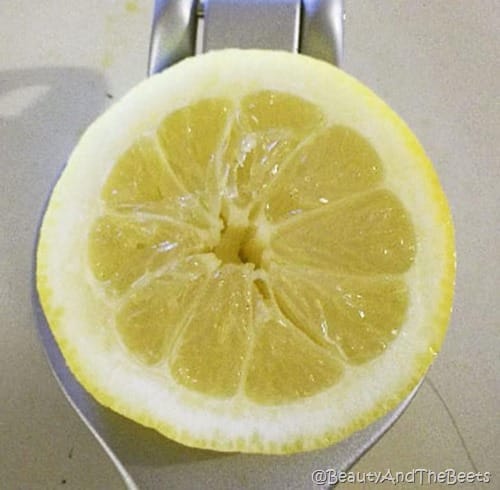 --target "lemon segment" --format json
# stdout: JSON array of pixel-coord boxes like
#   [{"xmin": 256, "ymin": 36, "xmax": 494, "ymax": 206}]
[
  {"xmin": 88, "ymin": 214, "xmax": 207, "ymax": 293},
  {"xmin": 270, "ymin": 189, "xmax": 416, "ymax": 274},
  {"xmin": 264, "ymin": 125, "xmax": 384, "ymax": 222},
  {"xmin": 169, "ymin": 263, "xmax": 253, "ymax": 398},
  {"xmin": 157, "ymin": 97, "xmax": 233, "ymax": 211},
  {"xmin": 270, "ymin": 265, "xmax": 409, "ymax": 364},
  {"xmin": 101, "ymin": 137, "xmax": 182, "ymax": 207},
  {"xmin": 245, "ymin": 317, "xmax": 344, "ymax": 405},
  {"xmin": 223, "ymin": 91, "xmax": 324, "ymax": 208},
  {"xmin": 115, "ymin": 255, "xmax": 217, "ymax": 365}
]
